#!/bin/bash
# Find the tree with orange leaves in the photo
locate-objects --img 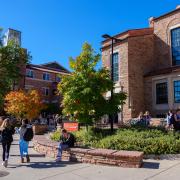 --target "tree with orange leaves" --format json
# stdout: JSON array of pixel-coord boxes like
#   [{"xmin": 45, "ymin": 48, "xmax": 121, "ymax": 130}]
[{"xmin": 4, "ymin": 90, "xmax": 46, "ymax": 121}]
